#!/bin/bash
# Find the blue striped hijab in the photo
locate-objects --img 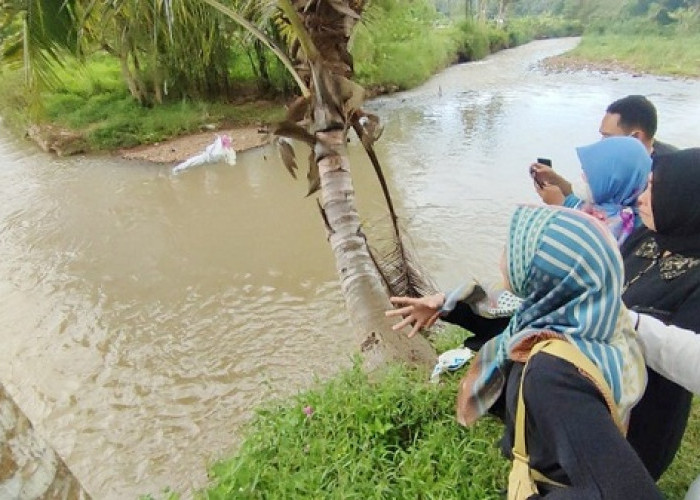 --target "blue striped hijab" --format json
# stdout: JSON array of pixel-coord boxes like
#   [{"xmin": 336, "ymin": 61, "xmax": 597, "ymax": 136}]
[{"xmin": 457, "ymin": 206, "xmax": 646, "ymax": 425}]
